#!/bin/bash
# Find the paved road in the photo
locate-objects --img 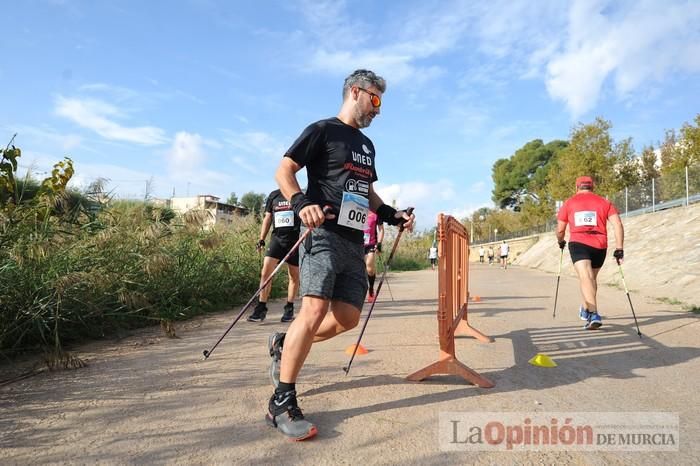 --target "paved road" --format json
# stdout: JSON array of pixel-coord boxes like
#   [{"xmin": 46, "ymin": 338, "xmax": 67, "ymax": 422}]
[{"xmin": 1, "ymin": 265, "xmax": 698, "ymax": 465}]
